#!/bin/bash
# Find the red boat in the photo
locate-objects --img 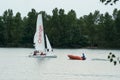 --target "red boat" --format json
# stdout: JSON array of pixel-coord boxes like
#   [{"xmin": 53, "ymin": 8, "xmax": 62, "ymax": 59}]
[{"xmin": 68, "ymin": 54, "xmax": 86, "ymax": 60}]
